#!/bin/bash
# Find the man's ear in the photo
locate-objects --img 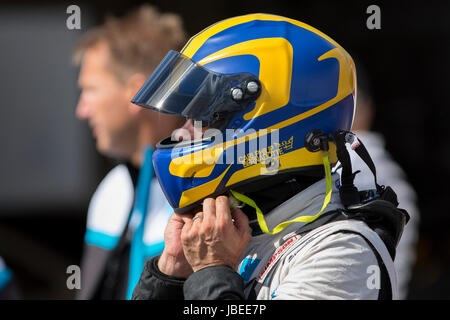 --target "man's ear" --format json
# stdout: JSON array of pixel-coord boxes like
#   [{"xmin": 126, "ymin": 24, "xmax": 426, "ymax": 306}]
[{"xmin": 126, "ymin": 73, "xmax": 147, "ymax": 115}]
